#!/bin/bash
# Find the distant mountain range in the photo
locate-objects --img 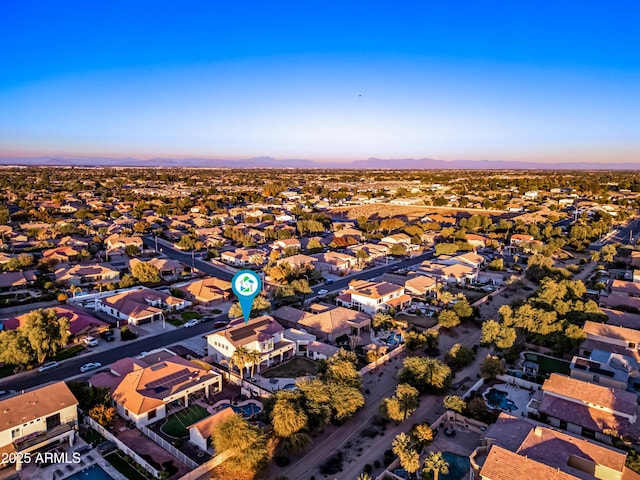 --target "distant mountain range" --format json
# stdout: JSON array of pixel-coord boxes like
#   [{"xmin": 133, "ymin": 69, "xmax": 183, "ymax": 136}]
[{"xmin": 0, "ymin": 155, "xmax": 638, "ymax": 170}]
